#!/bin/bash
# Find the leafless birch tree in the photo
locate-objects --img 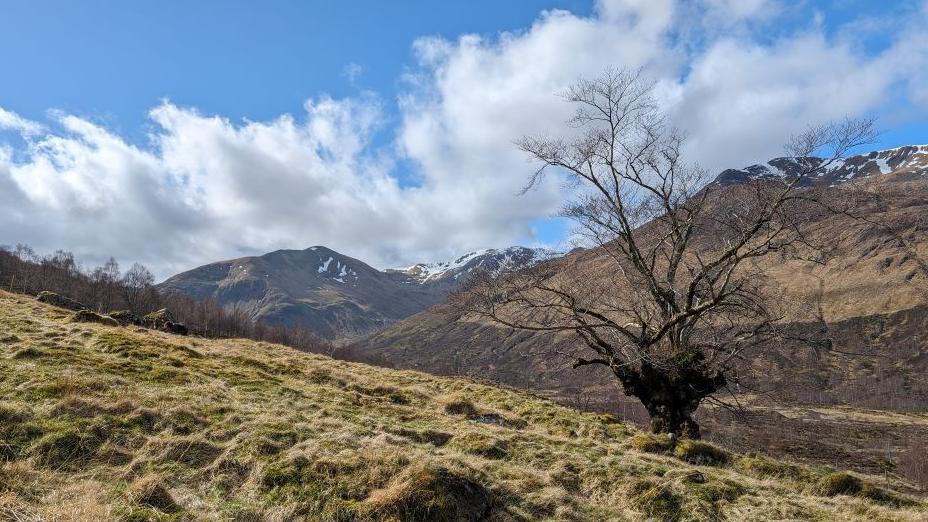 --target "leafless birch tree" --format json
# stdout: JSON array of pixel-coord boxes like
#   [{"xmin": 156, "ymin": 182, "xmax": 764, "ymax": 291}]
[{"xmin": 460, "ymin": 67, "xmax": 874, "ymax": 437}]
